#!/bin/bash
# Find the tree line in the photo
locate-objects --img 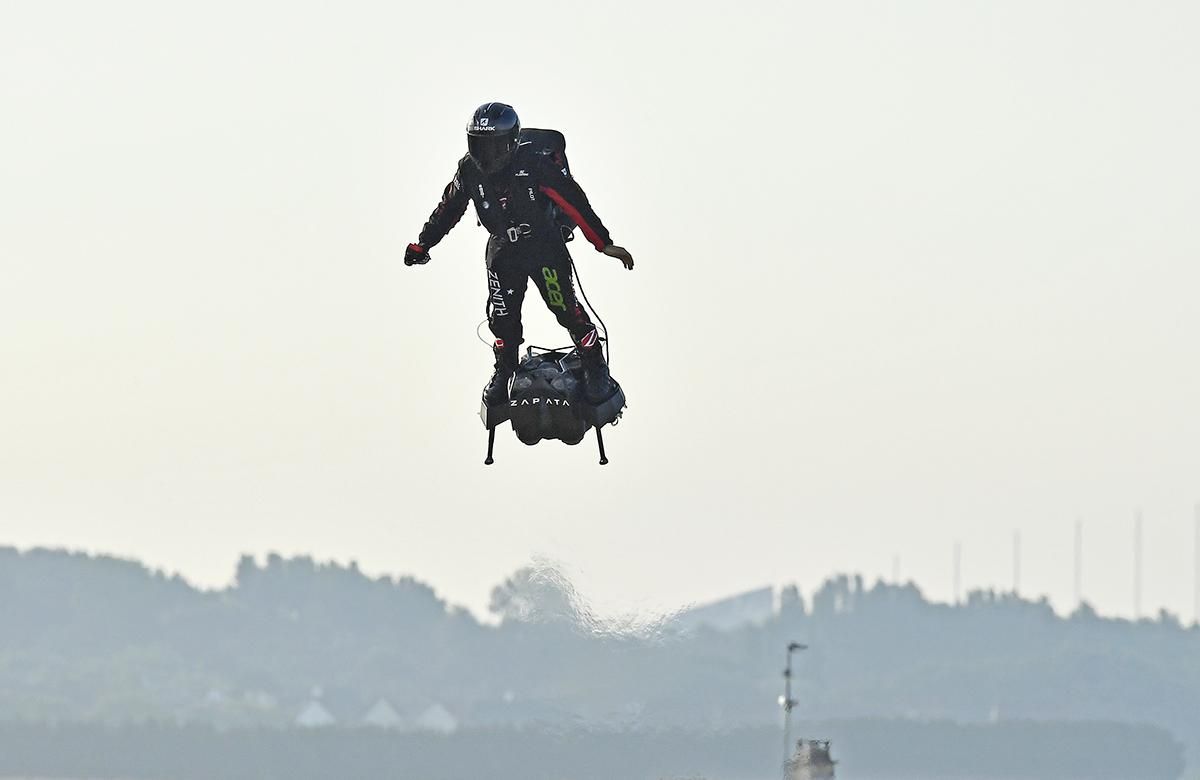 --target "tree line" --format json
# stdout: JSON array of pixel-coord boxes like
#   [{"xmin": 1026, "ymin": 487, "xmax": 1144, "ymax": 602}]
[{"xmin": 1, "ymin": 547, "xmax": 1197, "ymax": 774}]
